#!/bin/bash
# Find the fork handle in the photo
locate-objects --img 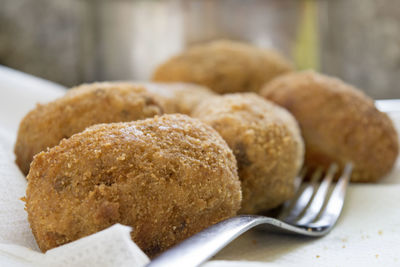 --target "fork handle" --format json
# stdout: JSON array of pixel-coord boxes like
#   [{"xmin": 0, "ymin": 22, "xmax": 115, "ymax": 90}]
[{"xmin": 146, "ymin": 215, "xmax": 263, "ymax": 267}]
